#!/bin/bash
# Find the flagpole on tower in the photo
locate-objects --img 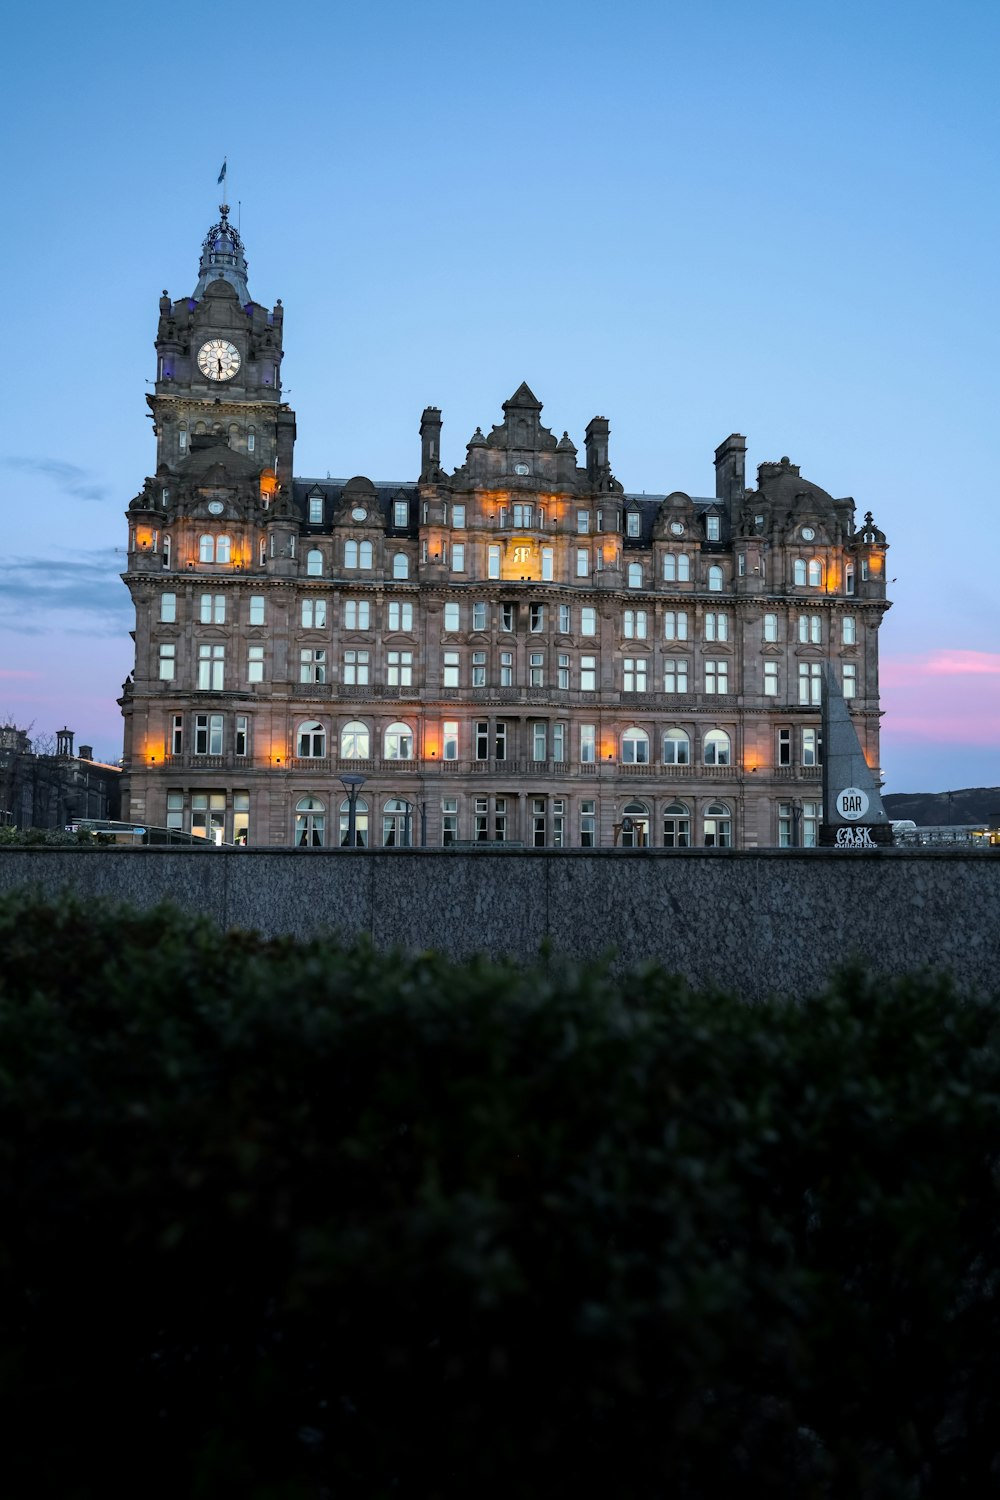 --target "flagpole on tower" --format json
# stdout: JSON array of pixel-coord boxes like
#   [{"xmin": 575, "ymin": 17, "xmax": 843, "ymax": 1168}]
[{"xmin": 217, "ymin": 156, "xmax": 228, "ymax": 214}]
